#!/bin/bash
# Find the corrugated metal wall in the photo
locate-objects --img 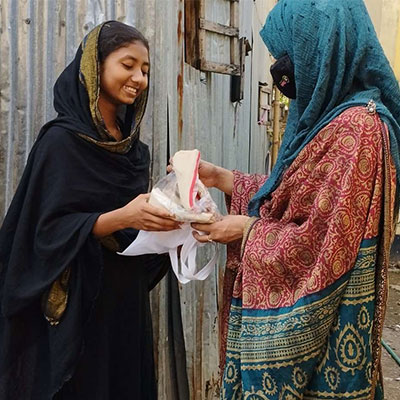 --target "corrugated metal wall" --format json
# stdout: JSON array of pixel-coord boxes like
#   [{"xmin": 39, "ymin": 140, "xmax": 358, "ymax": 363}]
[{"xmin": 0, "ymin": 0, "xmax": 275, "ymax": 398}]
